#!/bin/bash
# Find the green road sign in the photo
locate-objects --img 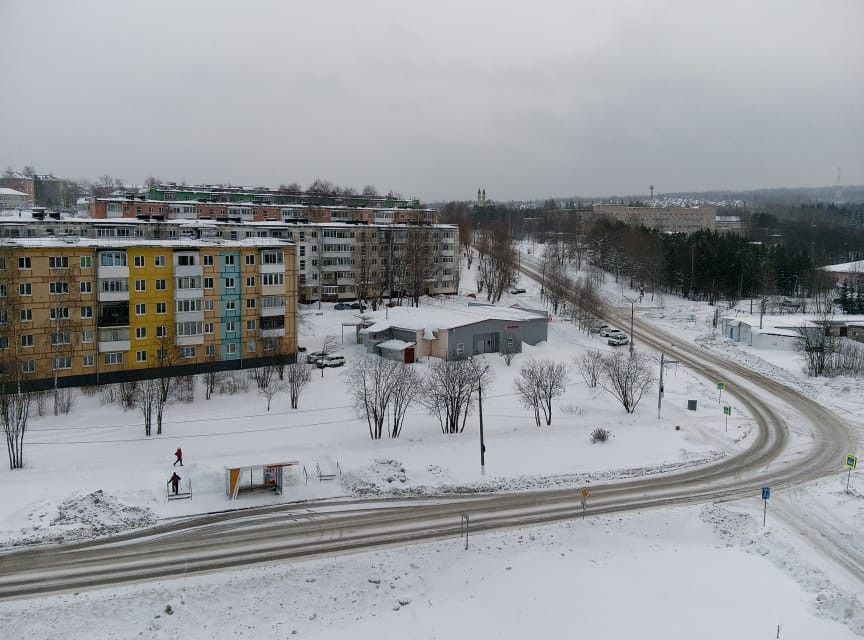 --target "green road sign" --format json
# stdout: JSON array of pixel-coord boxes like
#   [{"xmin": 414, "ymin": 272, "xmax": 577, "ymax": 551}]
[
  {"xmin": 846, "ymin": 454, "xmax": 858, "ymax": 470},
  {"xmin": 723, "ymin": 406, "xmax": 731, "ymax": 416},
  {"xmin": 717, "ymin": 382, "xmax": 726, "ymax": 390}
]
